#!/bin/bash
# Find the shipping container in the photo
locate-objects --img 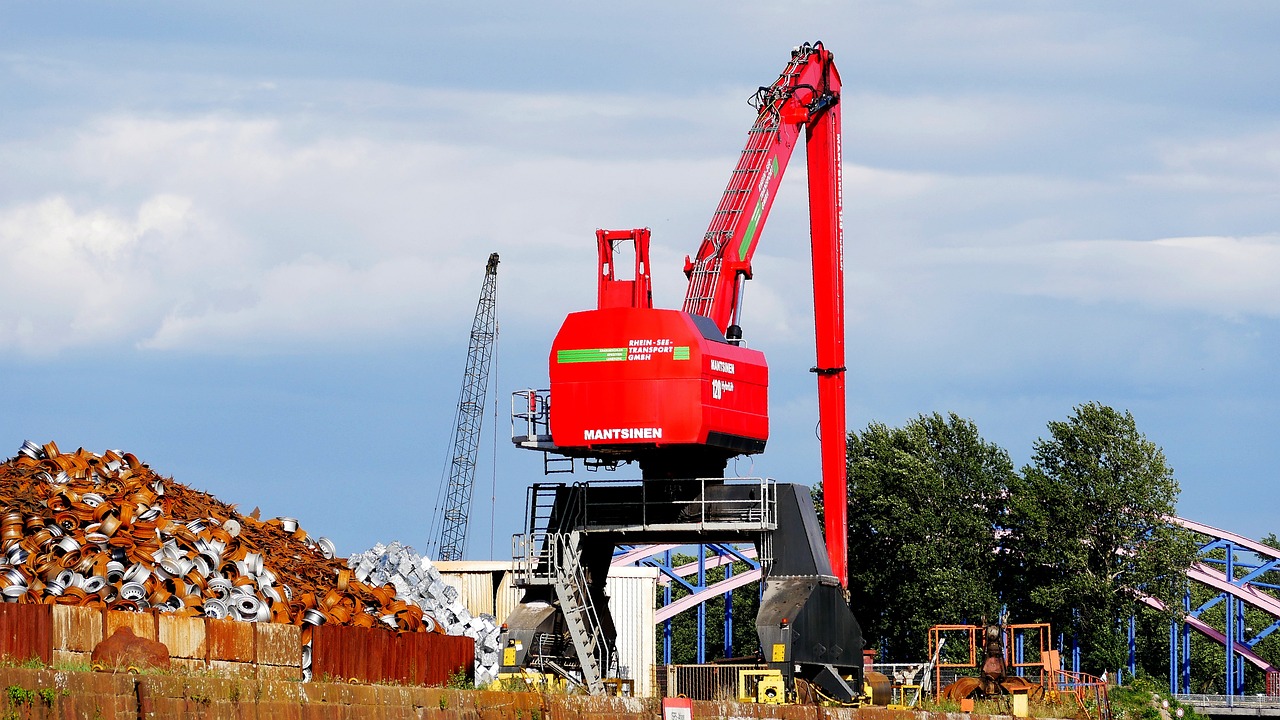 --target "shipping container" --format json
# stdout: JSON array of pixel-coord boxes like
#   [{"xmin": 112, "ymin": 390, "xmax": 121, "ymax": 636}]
[{"xmin": 104, "ymin": 609, "xmax": 157, "ymax": 643}]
